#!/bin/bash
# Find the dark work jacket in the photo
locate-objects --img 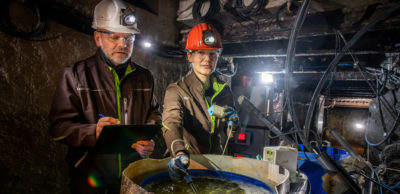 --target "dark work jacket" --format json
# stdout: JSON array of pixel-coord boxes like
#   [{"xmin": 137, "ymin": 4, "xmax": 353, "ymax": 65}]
[
  {"xmin": 49, "ymin": 50, "xmax": 161, "ymax": 181},
  {"xmin": 162, "ymin": 70, "xmax": 234, "ymax": 156}
]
